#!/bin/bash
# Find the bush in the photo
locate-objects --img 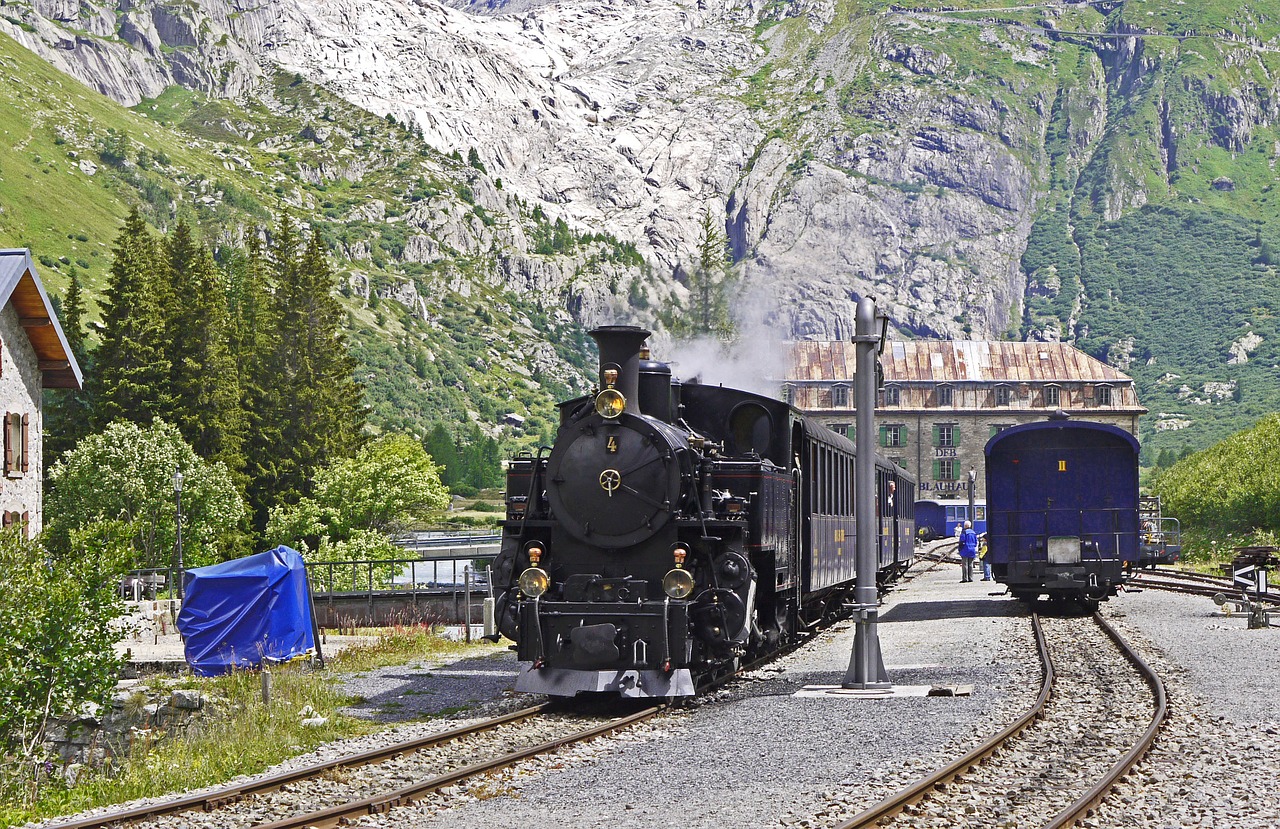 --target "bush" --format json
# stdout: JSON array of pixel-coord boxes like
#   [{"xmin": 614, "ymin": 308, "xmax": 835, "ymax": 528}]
[{"xmin": 0, "ymin": 526, "xmax": 129, "ymax": 807}]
